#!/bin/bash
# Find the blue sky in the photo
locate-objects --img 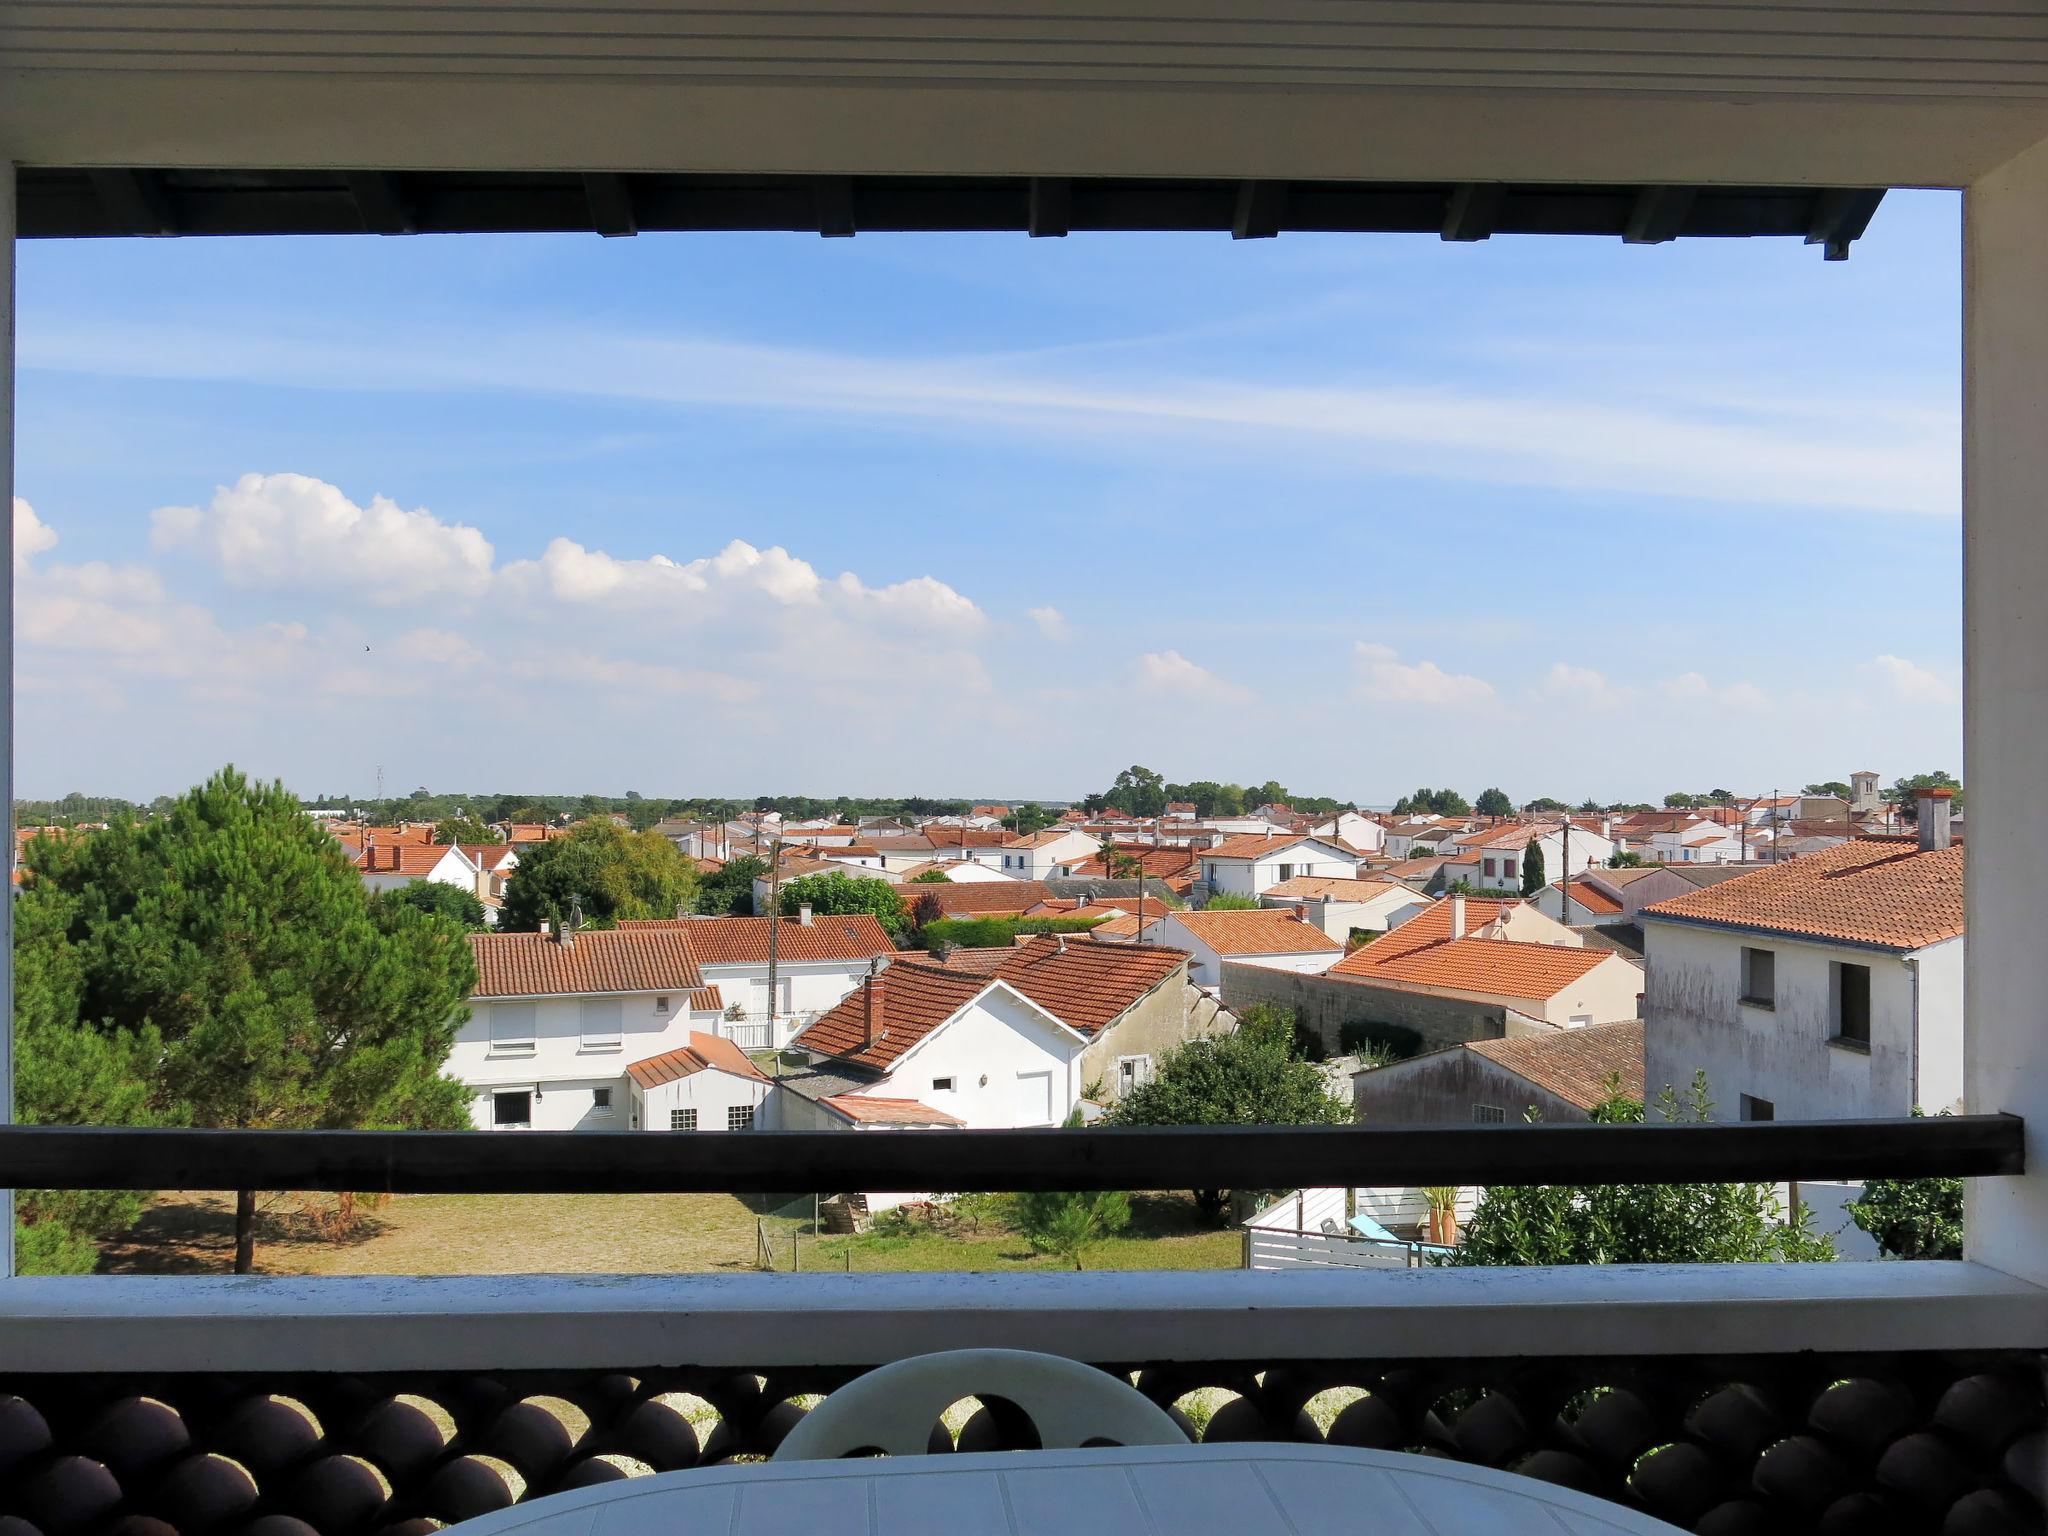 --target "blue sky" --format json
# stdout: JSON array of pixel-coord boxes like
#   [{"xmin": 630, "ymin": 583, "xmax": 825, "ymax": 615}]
[{"xmin": 13, "ymin": 191, "xmax": 1962, "ymax": 805}]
